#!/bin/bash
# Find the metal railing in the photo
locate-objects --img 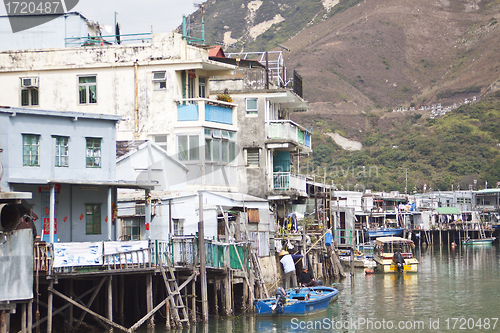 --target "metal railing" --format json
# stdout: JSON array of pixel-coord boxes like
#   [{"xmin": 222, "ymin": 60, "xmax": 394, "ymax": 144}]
[
  {"xmin": 65, "ymin": 33, "xmax": 152, "ymax": 47},
  {"xmin": 226, "ymin": 51, "xmax": 288, "ymax": 87},
  {"xmin": 273, "ymin": 172, "xmax": 307, "ymax": 195},
  {"xmin": 266, "ymin": 120, "xmax": 312, "ymax": 148},
  {"xmin": 103, "ymin": 247, "xmax": 152, "ymax": 270},
  {"xmin": 177, "ymin": 98, "xmax": 234, "ymax": 125},
  {"xmin": 35, "ymin": 237, "xmax": 248, "ymax": 274}
]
